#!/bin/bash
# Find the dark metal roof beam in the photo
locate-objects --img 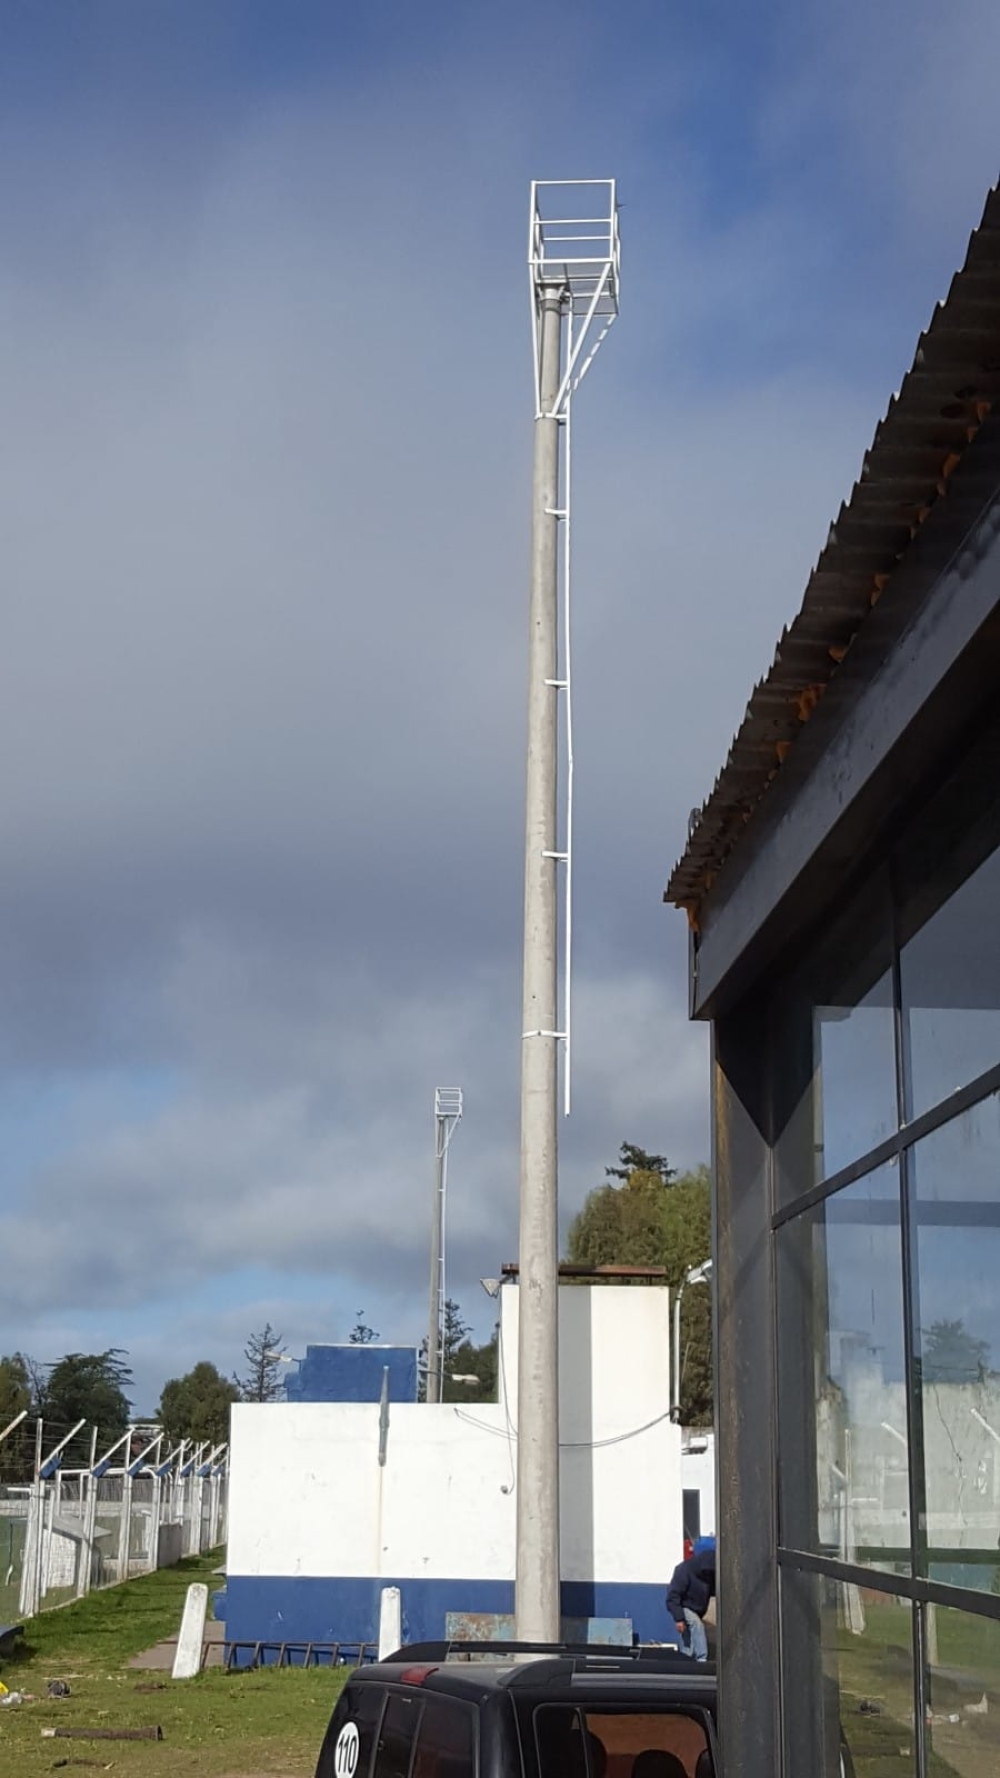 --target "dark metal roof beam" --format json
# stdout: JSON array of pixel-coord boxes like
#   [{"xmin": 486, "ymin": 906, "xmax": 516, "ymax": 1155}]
[
  {"xmin": 687, "ymin": 486, "xmax": 1000, "ymax": 1018},
  {"xmin": 667, "ymin": 180, "xmax": 1000, "ymax": 920}
]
